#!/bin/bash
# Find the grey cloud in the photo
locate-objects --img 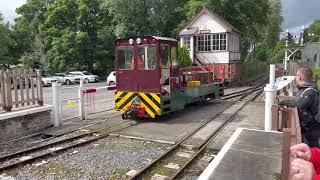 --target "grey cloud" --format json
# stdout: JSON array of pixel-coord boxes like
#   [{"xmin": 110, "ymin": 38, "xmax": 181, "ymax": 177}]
[{"xmin": 282, "ymin": 0, "xmax": 320, "ymax": 29}]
